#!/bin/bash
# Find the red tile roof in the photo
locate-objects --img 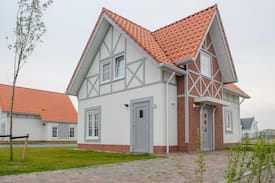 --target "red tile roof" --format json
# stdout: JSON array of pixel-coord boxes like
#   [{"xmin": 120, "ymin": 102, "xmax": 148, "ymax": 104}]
[
  {"xmin": 224, "ymin": 84, "xmax": 250, "ymax": 98},
  {"xmin": 102, "ymin": 8, "xmax": 172, "ymax": 64},
  {"xmin": 0, "ymin": 84, "xmax": 77, "ymax": 123},
  {"xmin": 103, "ymin": 5, "xmax": 217, "ymax": 64},
  {"xmin": 153, "ymin": 5, "xmax": 217, "ymax": 62}
]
